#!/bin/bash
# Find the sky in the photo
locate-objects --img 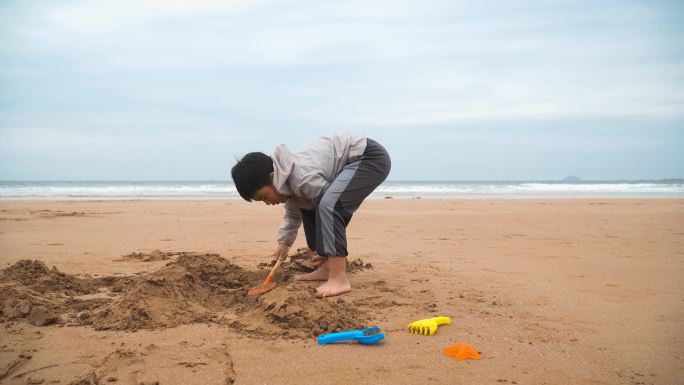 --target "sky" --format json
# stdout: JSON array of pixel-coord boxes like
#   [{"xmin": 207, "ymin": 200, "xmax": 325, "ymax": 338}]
[{"xmin": 1, "ymin": 0, "xmax": 683, "ymax": 181}]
